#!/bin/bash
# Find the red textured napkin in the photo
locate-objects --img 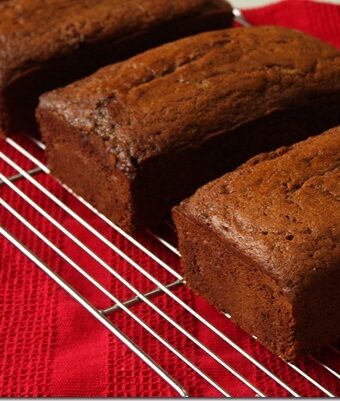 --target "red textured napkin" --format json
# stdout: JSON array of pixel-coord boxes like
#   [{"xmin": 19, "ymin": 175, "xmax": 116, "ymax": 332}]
[{"xmin": 1, "ymin": 1, "xmax": 340, "ymax": 397}]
